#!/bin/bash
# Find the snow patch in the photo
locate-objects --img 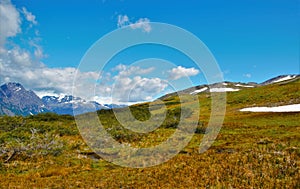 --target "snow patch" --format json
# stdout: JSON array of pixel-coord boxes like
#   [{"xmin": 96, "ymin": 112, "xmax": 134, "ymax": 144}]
[
  {"xmin": 222, "ymin": 83, "xmax": 228, "ymax": 86},
  {"xmin": 235, "ymin": 84, "xmax": 254, "ymax": 88},
  {"xmin": 58, "ymin": 94, "xmax": 66, "ymax": 101},
  {"xmin": 103, "ymin": 105, "xmax": 110, "ymax": 109},
  {"xmin": 240, "ymin": 104, "xmax": 300, "ymax": 112},
  {"xmin": 210, "ymin": 88, "xmax": 240, "ymax": 92},
  {"xmin": 190, "ymin": 87, "xmax": 208, "ymax": 95},
  {"xmin": 15, "ymin": 87, "xmax": 22, "ymax": 92}
]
